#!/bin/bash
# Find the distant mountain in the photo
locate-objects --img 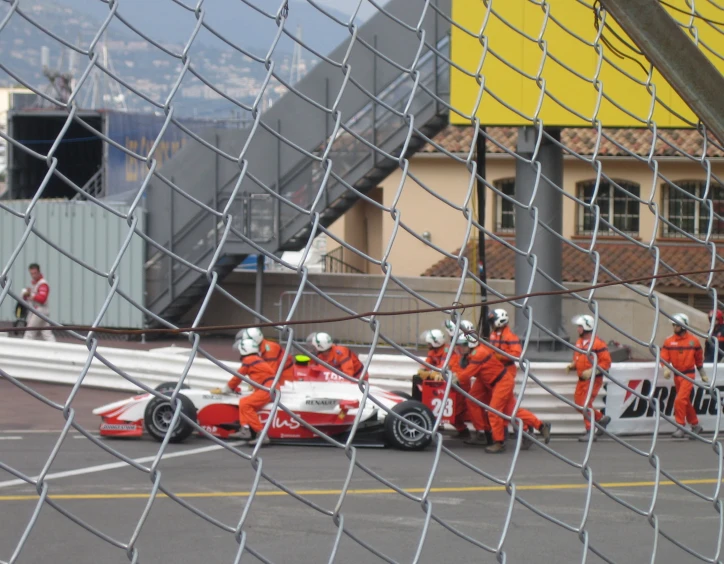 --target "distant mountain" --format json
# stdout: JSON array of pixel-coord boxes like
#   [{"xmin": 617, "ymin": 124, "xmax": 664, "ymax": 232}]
[
  {"xmin": 0, "ymin": 0, "xmax": 364, "ymax": 117},
  {"xmin": 32, "ymin": 0, "xmax": 355, "ymax": 56}
]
